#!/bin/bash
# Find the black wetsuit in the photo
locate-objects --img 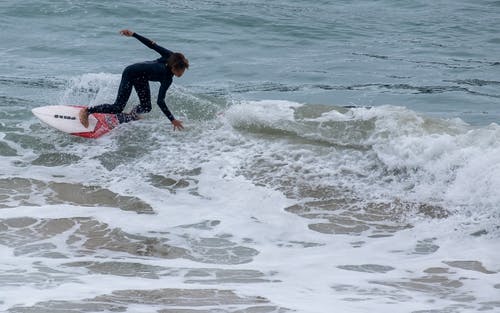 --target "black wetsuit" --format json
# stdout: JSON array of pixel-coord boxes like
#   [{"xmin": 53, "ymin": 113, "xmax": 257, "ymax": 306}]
[{"xmin": 87, "ymin": 33, "xmax": 176, "ymax": 123}]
